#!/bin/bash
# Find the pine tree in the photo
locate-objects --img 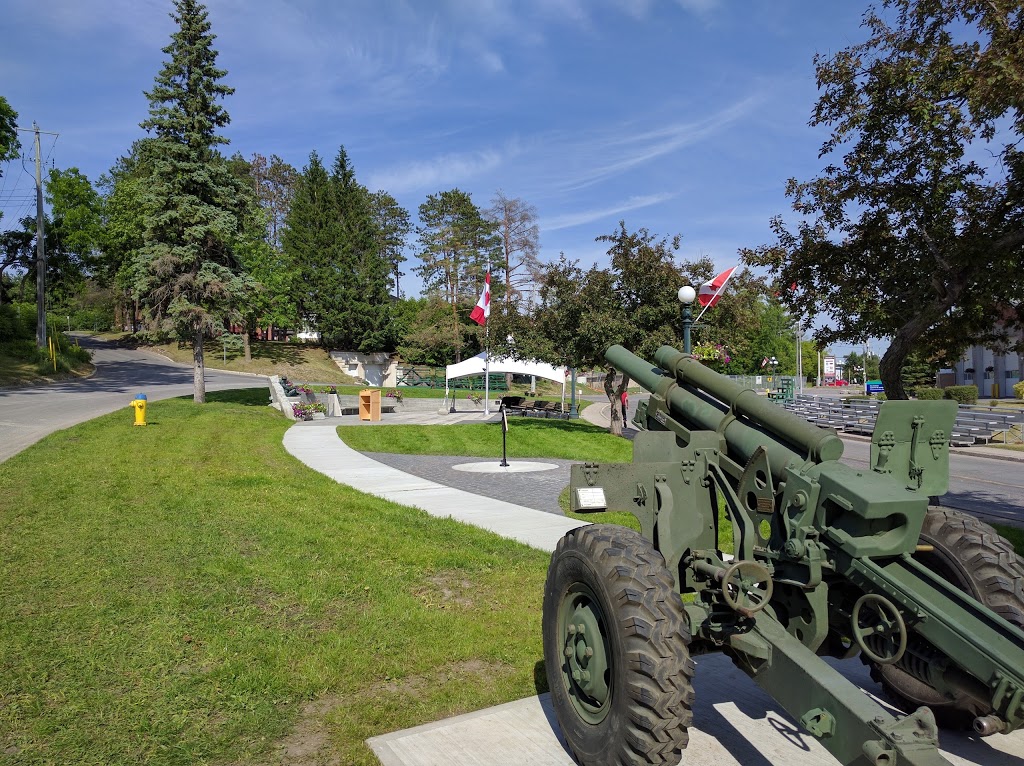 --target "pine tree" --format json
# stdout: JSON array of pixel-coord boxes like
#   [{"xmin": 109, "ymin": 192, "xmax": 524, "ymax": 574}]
[
  {"xmin": 416, "ymin": 189, "xmax": 500, "ymax": 362},
  {"xmin": 283, "ymin": 152, "xmax": 337, "ymax": 342},
  {"xmin": 136, "ymin": 0, "xmax": 254, "ymax": 403},
  {"xmin": 329, "ymin": 147, "xmax": 393, "ymax": 351},
  {"xmin": 283, "ymin": 147, "xmax": 394, "ymax": 352}
]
